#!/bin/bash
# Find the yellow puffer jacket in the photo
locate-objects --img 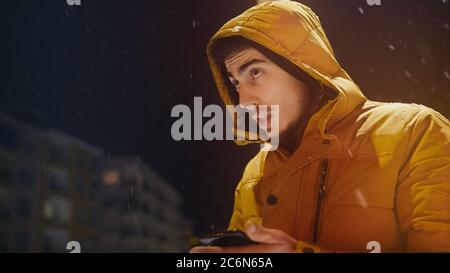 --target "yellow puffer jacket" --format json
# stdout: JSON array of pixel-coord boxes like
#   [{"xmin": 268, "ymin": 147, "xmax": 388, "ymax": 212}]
[{"xmin": 207, "ymin": 1, "xmax": 450, "ymax": 252}]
